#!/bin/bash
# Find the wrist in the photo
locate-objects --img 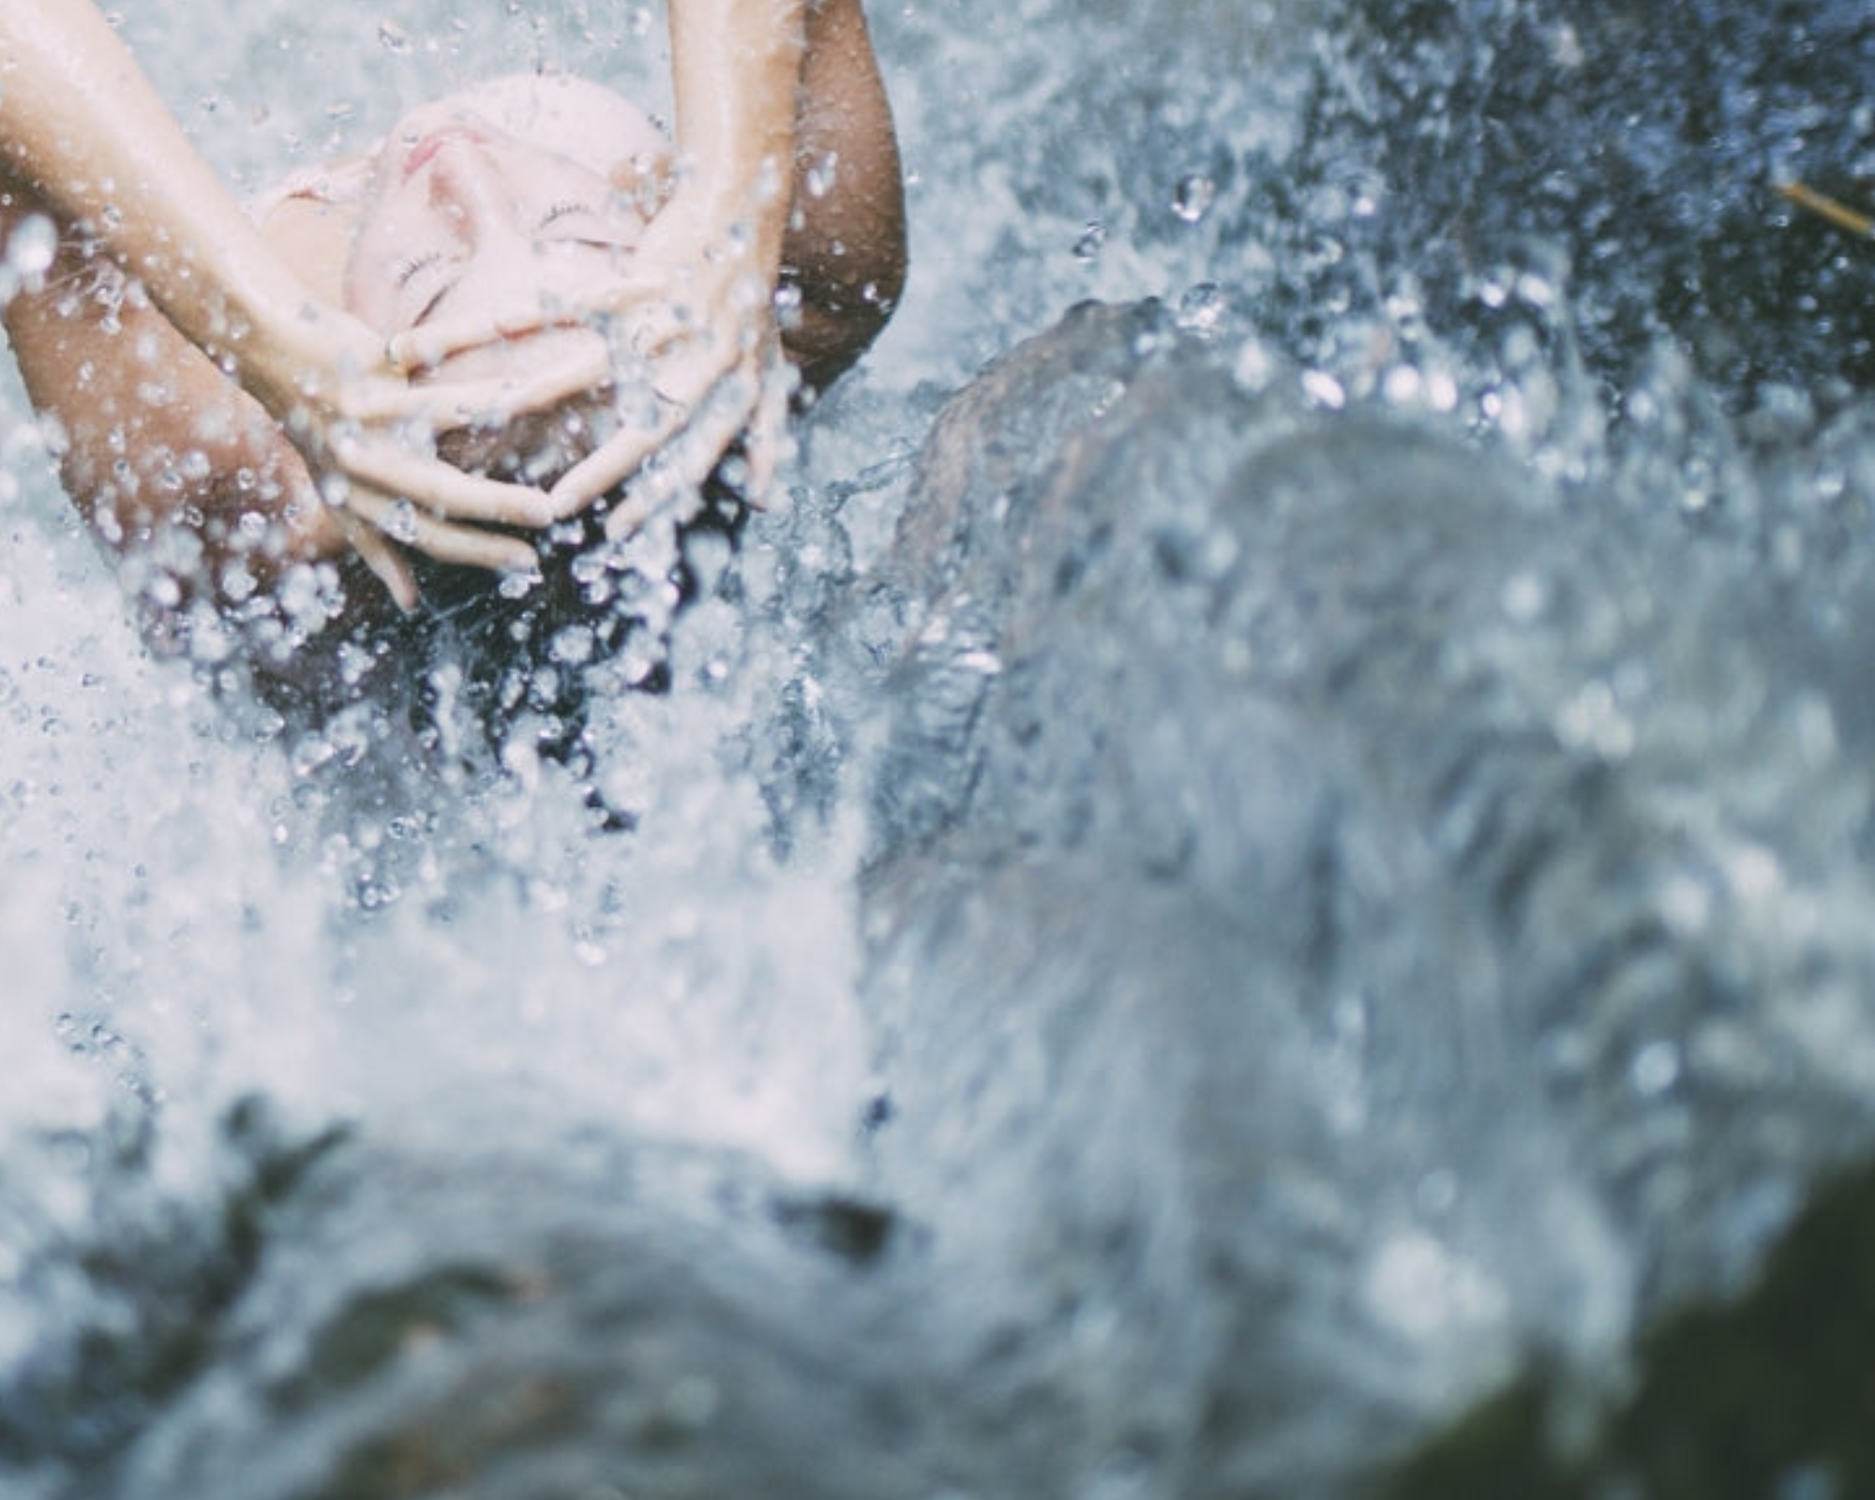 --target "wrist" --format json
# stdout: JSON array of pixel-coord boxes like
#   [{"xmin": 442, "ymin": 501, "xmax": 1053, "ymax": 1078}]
[{"xmin": 219, "ymin": 295, "xmax": 381, "ymax": 428}]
